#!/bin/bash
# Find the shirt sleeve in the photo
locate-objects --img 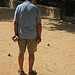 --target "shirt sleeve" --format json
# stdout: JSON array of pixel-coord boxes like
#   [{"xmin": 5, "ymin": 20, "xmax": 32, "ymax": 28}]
[
  {"xmin": 14, "ymin": 6, "xmax": 19, "ymax": 22},
  {"xmin": 36, "ymin": 8, "xmax": 41, "ymax": 22}
]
